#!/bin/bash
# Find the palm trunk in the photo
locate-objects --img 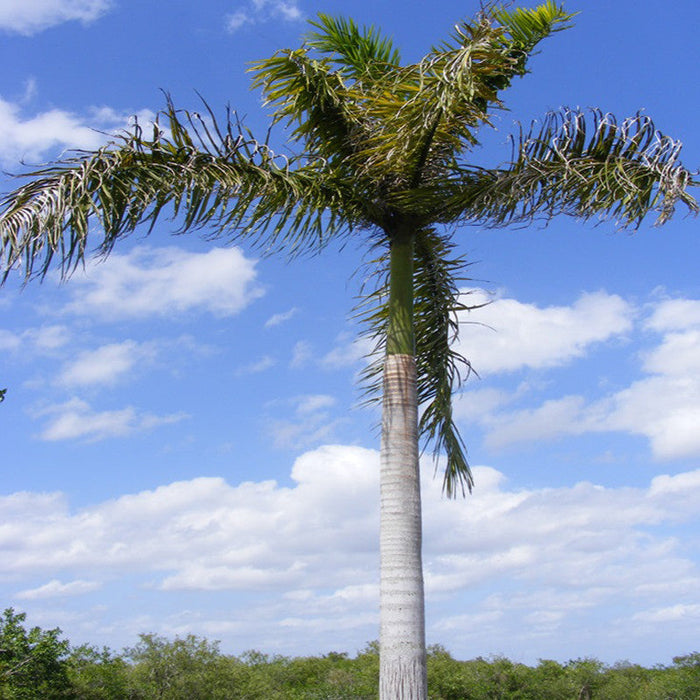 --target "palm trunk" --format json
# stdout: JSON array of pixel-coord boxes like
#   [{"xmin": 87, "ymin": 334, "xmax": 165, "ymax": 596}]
[{"xmin": 379, "ymin": 232, "xmax": 428, "ymax": 700}]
